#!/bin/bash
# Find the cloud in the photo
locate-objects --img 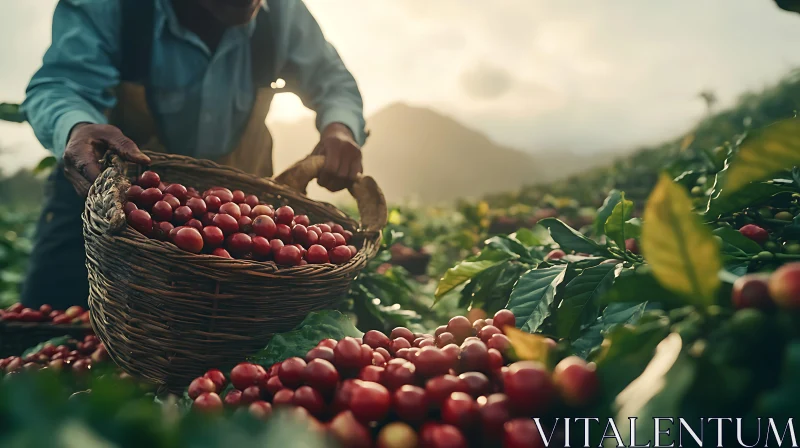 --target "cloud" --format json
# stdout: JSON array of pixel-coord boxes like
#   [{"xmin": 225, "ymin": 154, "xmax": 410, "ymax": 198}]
[{"xmin": 459, "ymin": 63, "xmax": 514, "ymax": 100}]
